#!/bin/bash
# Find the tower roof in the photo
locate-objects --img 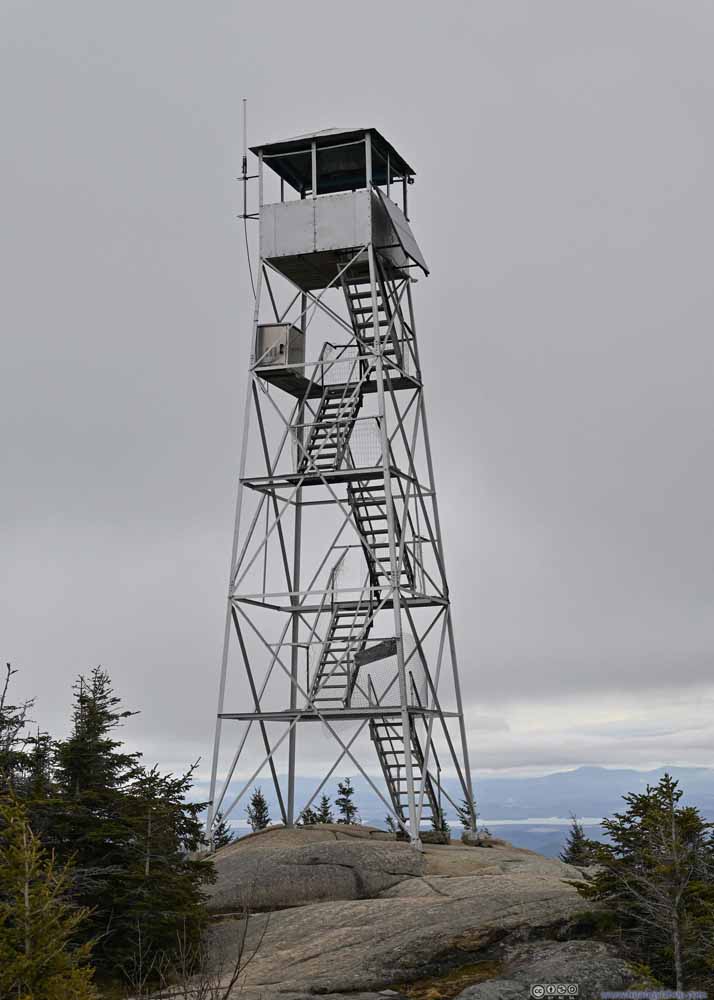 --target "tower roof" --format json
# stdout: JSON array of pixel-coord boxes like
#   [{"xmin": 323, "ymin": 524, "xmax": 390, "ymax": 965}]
[{"xmin": 251, "ymin": 127, "xmax": 415, "ymax": 195}]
